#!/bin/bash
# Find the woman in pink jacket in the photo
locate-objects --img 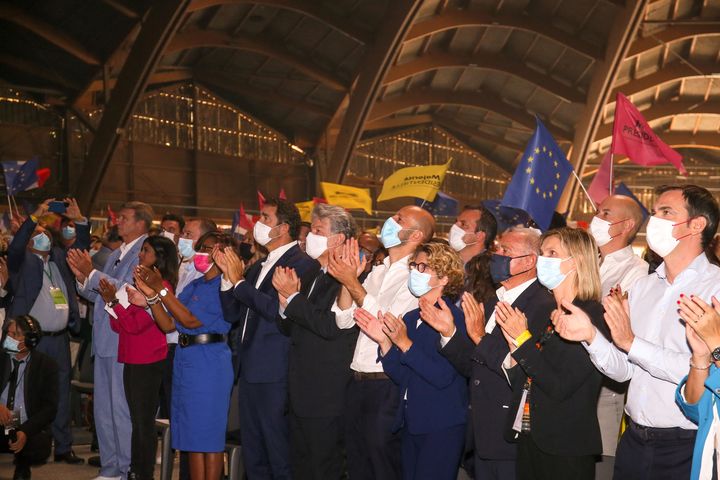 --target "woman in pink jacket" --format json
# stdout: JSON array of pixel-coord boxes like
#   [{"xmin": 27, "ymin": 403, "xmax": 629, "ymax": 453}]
[{"xmin": 98, "ymin": 235, "xmax": 179, "ymax": 480}]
